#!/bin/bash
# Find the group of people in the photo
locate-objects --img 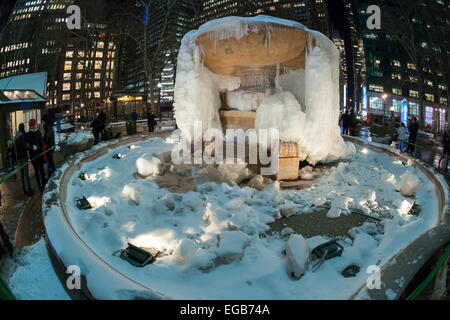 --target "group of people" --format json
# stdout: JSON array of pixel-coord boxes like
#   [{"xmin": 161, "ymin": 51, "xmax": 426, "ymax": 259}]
[
  {"xmin": 389, "ymin": 116, "xmax": 420, "ymax": 154},
  {"xmin": 5, "ymin": 115, "xmax": 56, "ymax": 196},
  {"xmin": 340, "ymin": 109, "xmax": 358, "ymax": 136}
]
